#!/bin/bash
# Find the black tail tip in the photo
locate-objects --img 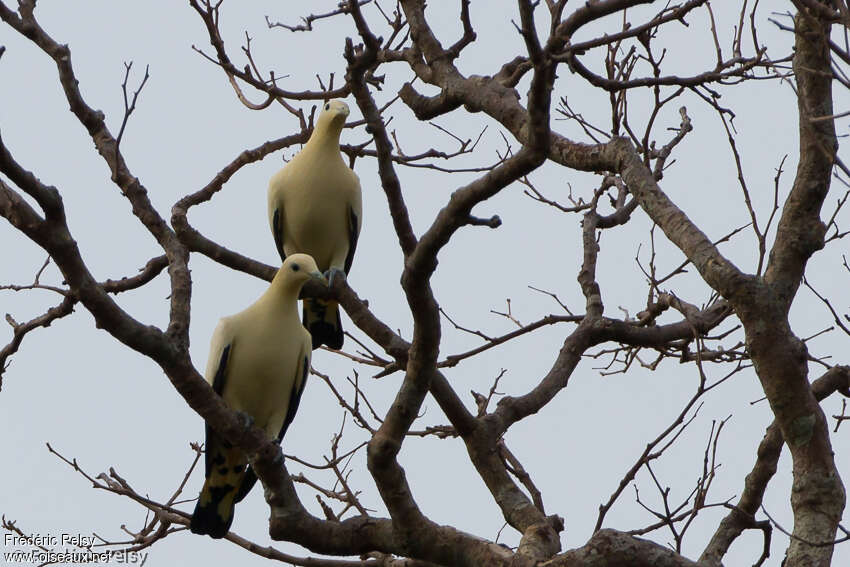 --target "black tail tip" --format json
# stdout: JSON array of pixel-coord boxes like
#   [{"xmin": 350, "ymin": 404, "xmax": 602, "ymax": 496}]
[
  {"xmin": 309, "ymin": 321, "xmax": 343, "ymax": 350},
  {"xmin": 190, "ymin": 504, "xmax": 231, "ymax": 539}
]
